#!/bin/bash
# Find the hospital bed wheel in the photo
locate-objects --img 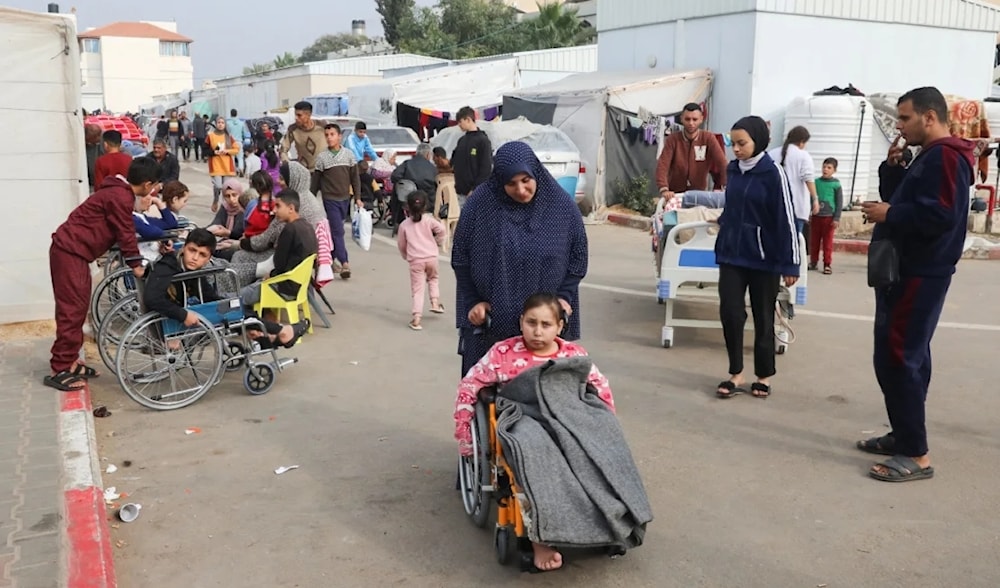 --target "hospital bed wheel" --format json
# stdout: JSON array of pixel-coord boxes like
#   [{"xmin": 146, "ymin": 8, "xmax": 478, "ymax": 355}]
[
  {"xmin": 97, "ymin": 294, "xmax": 141, "ymax": 375},
  {"xmin": 116, "ymin": 313, "xmax": 224, "ymax": 411},
  {"xmin": 494, "ymin": 526, "xmax": 512, "ymax": 565},
  {"xmin": 224, "ymin": 341, "xmax": 247, "ymax": 372},
  {"xmin": 661, "ymin": 326, "xmax": 674, "ymax": 349},
  {"xmin": 244, "ymin": 363, "xmax": 276, "ymax": 395}
]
